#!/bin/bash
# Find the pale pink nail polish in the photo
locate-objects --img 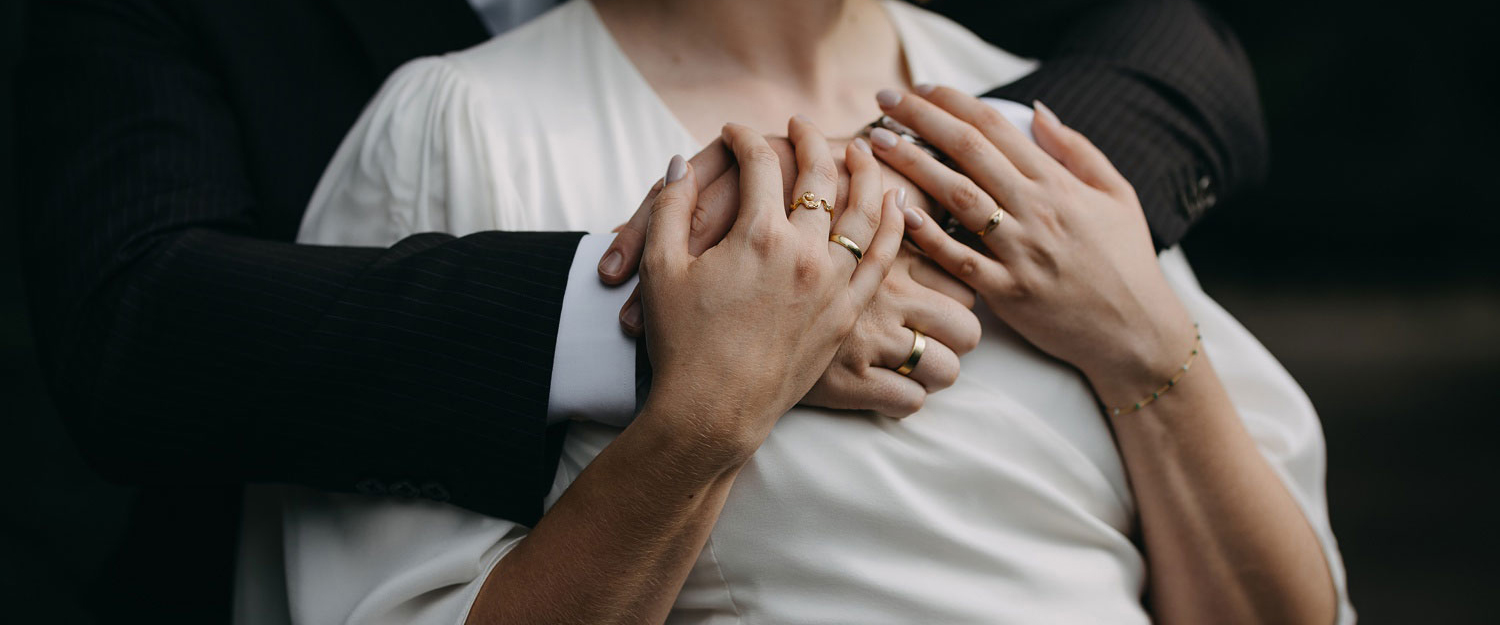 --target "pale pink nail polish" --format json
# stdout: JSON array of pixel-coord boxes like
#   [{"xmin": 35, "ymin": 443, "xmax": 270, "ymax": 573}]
[
  {"xmin": 870, "ymin": 127, "xmax": 899, "ymax": 149},
  {"xmin": 896, "ymin": 188, "xmax": 907, "ymax": 208},
  {"xmin": 665, "ymin": 154, "xmax": 687, "ymax": 183},
  {"xmin": 913, "ymin": 83, "xmax": 936, "ymax": 95},
  {"xmin": 876, "ymin": 89, "xmax": 902, "ymax": 108},
  {"xmin": 853, "ymin": 137, "xmax": 872, "ymax": 154},
  {"xmin": 1033, "ymin": 100, "xmax": 1060, "ymax": 127},
  {"xmin": 903, "ymin": 207, "xmax": 925, "ymax": 229}
]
